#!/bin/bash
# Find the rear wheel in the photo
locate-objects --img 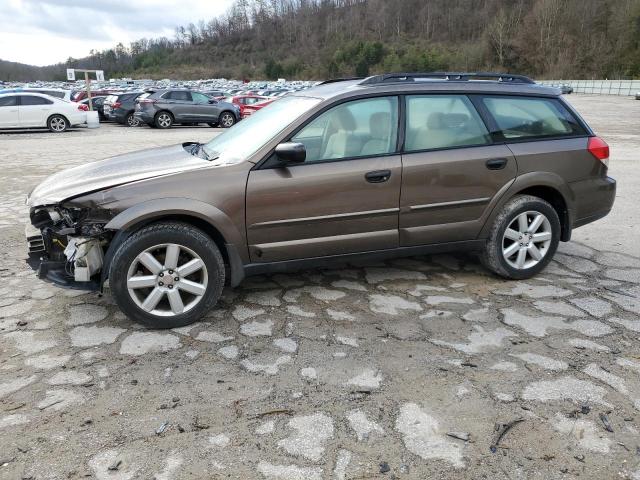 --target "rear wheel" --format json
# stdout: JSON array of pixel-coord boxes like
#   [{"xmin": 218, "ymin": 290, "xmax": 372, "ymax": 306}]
[
  {"xmin": 48, "ymin": 115, "xmax": 68, "ymax": 132},
  {"xmin": 126, "ymin": 112, "xmax": 140, "ymax": 127},
  {"xmin": 481, "ymin": 195, "xmax": 560, "ymax": 280},
  {"xmin": 219, "ymin": 111, "xmax": 236, "ymax": 128},
  {"xmin": 155, "ymin": 112, "xmax": 173, "ymax": 129},
  {"xmin": 110, "ymin": 222, "xmax": 225, "ymax": 328}
]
